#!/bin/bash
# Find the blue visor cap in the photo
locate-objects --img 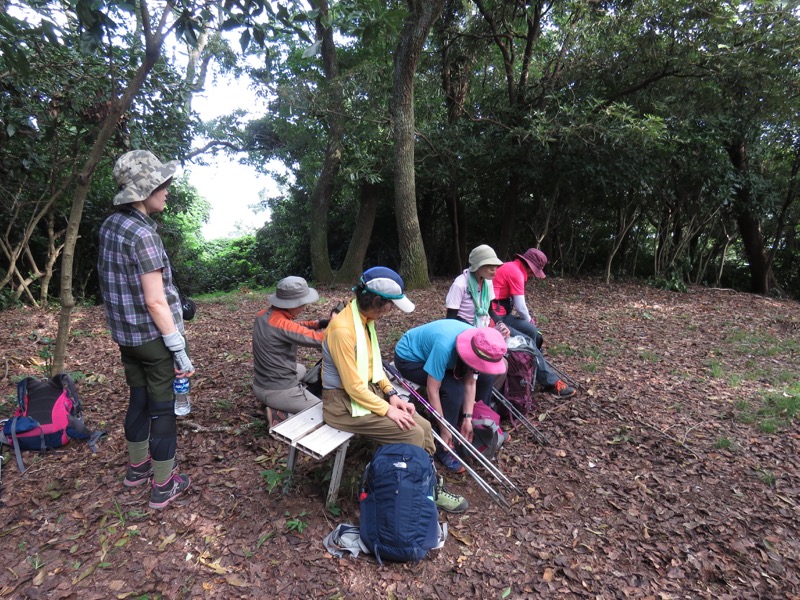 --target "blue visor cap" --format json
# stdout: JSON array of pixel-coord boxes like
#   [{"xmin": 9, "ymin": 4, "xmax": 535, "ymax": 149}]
[{"xmin": 362, "ymin": 267, "xmax": 415, "ymax": 313}]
